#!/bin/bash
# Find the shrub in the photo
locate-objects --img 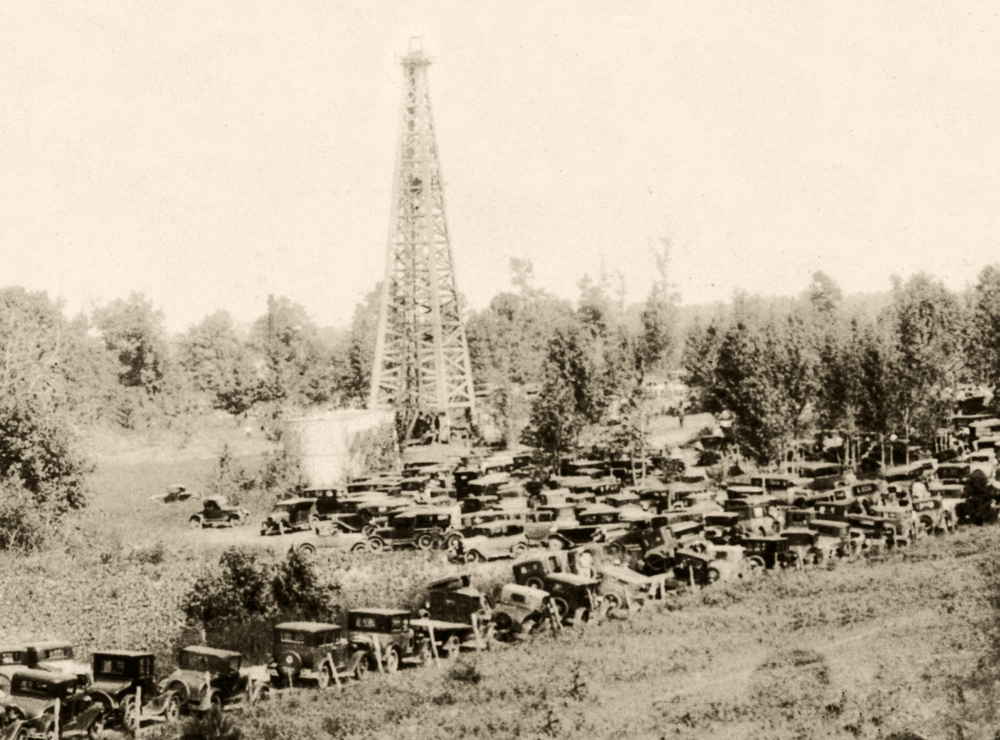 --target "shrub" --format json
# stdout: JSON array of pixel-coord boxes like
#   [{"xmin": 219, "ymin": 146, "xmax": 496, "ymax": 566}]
[
  {"xmin": 179, "ymin": 709, "xmax": 242, "ymax": 740},
  {"xmin": 204, "ymin": 445, "xmax": 257, "ymax": 505},
  {"xmin": 0, "ymin": 477, "xmax": 49, "ymax": 552},
  {"xmin": 272, "ymin": 549, "xmax": 336, "ymax": 619},
  {"xmin": 182, "ymin": 547, "xmax": 275, "ymax": 624}
]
